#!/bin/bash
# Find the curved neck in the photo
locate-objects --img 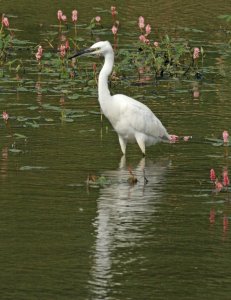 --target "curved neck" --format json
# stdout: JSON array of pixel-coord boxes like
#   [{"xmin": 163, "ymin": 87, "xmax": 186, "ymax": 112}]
[{"xmin": 98, "ymin": 52, "xmax": 114, "ymax": 101}]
